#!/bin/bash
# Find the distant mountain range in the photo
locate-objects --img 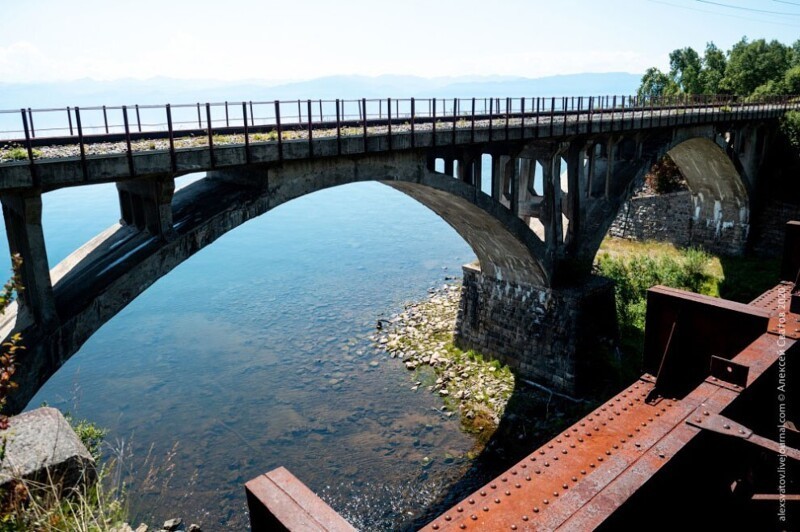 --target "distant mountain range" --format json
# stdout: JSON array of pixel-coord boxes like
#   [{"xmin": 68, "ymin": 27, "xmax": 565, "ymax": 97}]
[{"xmin": 0, "ymin": 73, "xmax": 642, "ymax": 110}]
